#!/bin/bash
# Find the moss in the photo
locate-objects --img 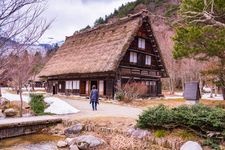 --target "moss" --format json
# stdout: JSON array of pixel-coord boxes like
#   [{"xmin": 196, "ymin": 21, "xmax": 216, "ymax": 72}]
[{"xmin": 154, "ymin": 129, "xmax": 167, "ymax": 138}]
